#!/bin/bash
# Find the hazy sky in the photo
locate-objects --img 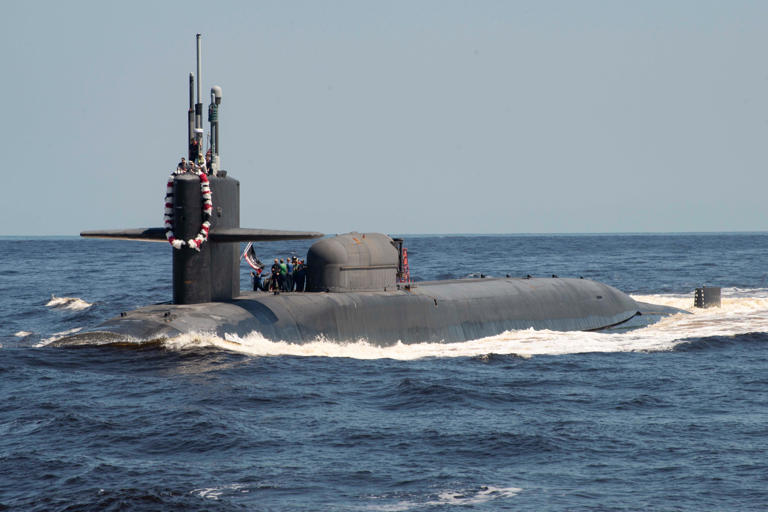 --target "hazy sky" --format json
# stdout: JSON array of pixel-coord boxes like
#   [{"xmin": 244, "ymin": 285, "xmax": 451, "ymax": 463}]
[{"xmin": 3, "ymin": 1, "xmax": 767, "ymax": 235}]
